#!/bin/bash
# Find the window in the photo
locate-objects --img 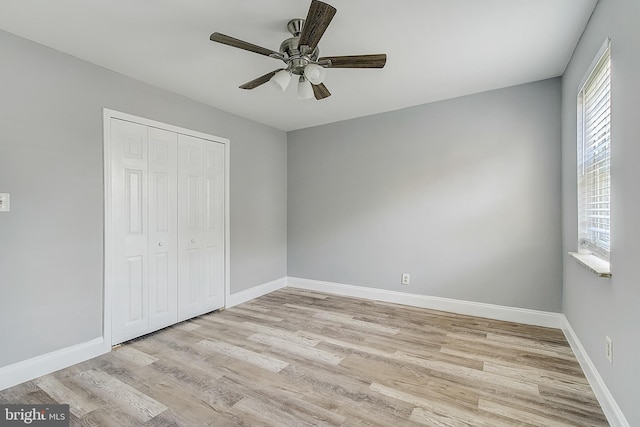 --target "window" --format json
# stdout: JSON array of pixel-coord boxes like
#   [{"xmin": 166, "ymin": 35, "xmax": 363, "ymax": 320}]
[{"xmin": 577, "ymin": 40, "xmax": 611, "ymax": 260}]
